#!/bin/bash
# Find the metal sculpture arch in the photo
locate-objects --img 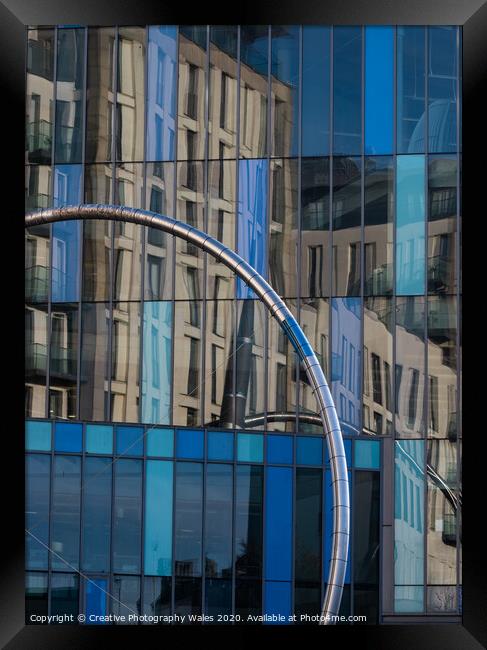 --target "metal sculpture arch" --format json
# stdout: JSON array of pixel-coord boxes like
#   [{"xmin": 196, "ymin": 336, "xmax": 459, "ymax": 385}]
[{"xmin": 25, "ymin": 204, "xmax": 350, "ymax": 624}]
